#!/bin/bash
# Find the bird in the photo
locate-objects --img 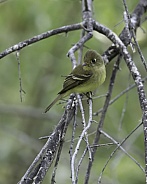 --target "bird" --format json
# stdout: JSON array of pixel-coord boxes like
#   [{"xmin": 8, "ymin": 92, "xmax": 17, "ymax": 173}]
[{"xmin": 44, "ymin": 50, "xmax": 106, "ymax": 113}]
